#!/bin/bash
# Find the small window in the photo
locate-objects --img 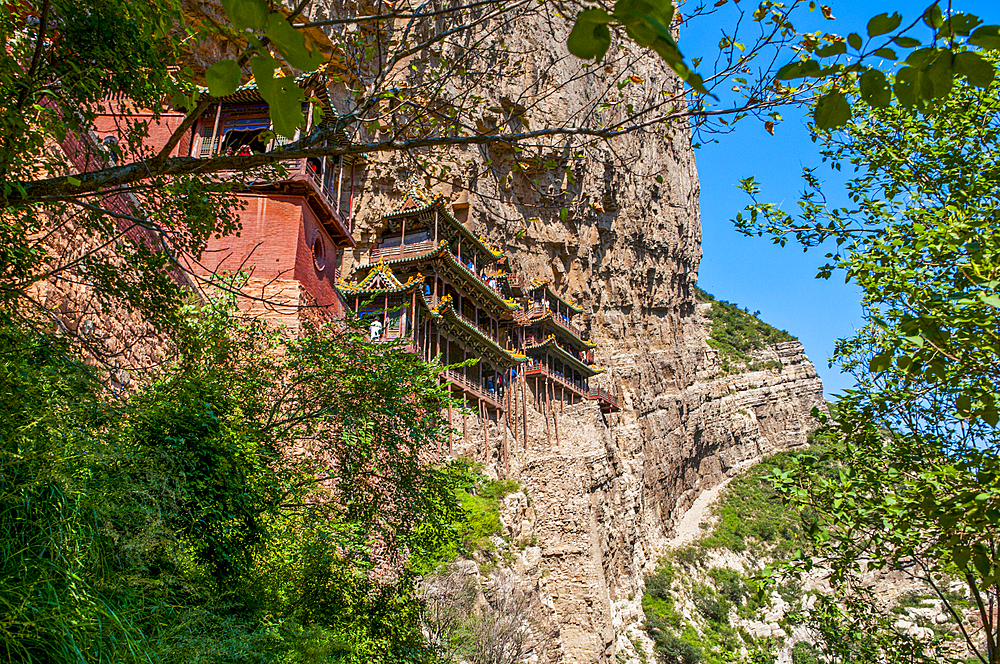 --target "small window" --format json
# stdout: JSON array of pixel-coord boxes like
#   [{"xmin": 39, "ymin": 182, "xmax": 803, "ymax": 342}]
[{"xmin": 312, "ymin": 232, "xmax": 327, "ymax": 271}]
